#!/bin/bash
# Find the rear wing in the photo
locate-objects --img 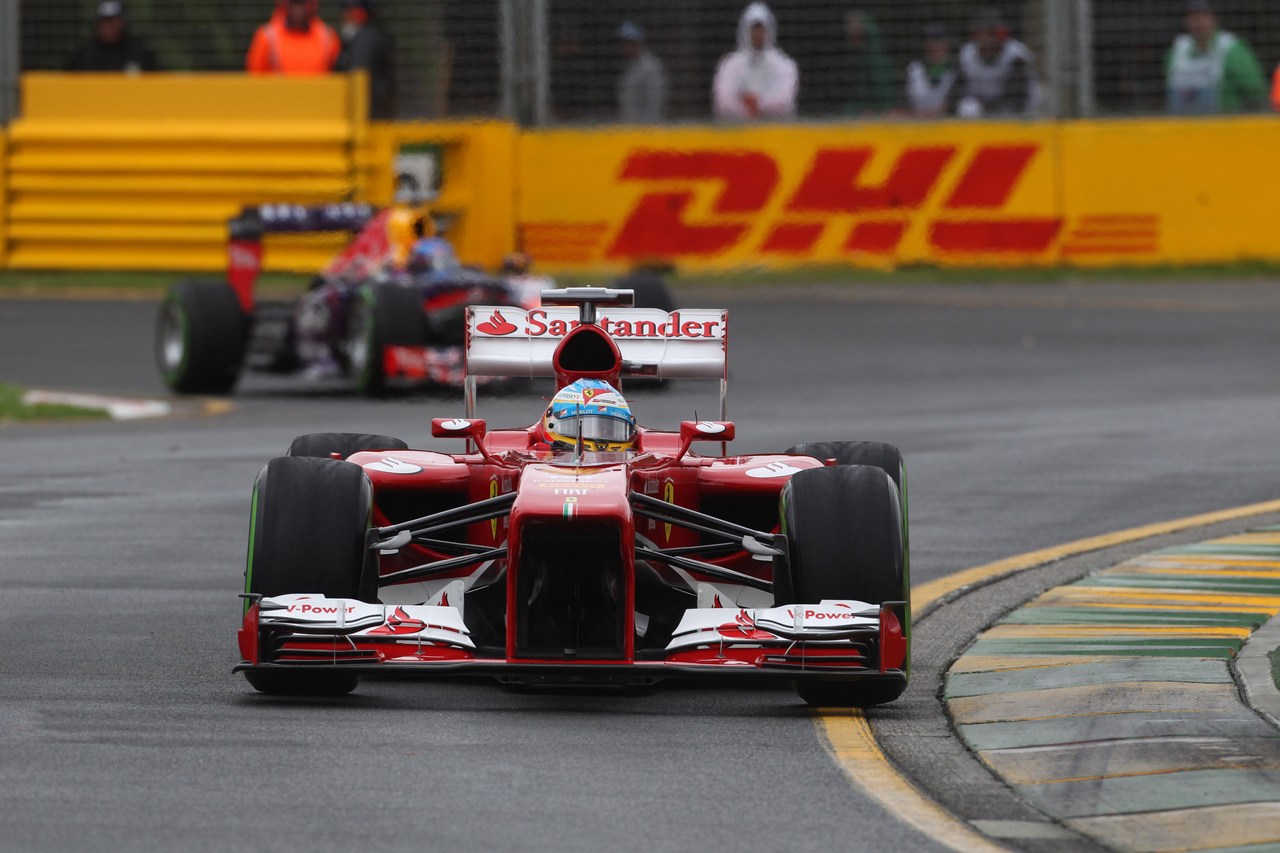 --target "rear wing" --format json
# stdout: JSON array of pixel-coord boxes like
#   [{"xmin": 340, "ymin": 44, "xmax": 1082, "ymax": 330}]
[{"xmin": 464, "ymin": 304, "xmax": 728, "ymax": 417}]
